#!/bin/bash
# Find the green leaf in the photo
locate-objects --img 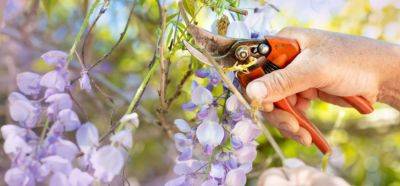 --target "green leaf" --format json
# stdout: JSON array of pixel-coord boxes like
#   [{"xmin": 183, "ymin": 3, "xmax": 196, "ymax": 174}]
[
  {"xmin": 167, "ymin": 12, "xmax": 179, "ymax": 23},
  {"xmin": 41, "ymin": 0, "xmax": 57, "ymax": 15},
  {"xmin": 183, "ymin": 0, "xmax": 195, "ymax": 17}
]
